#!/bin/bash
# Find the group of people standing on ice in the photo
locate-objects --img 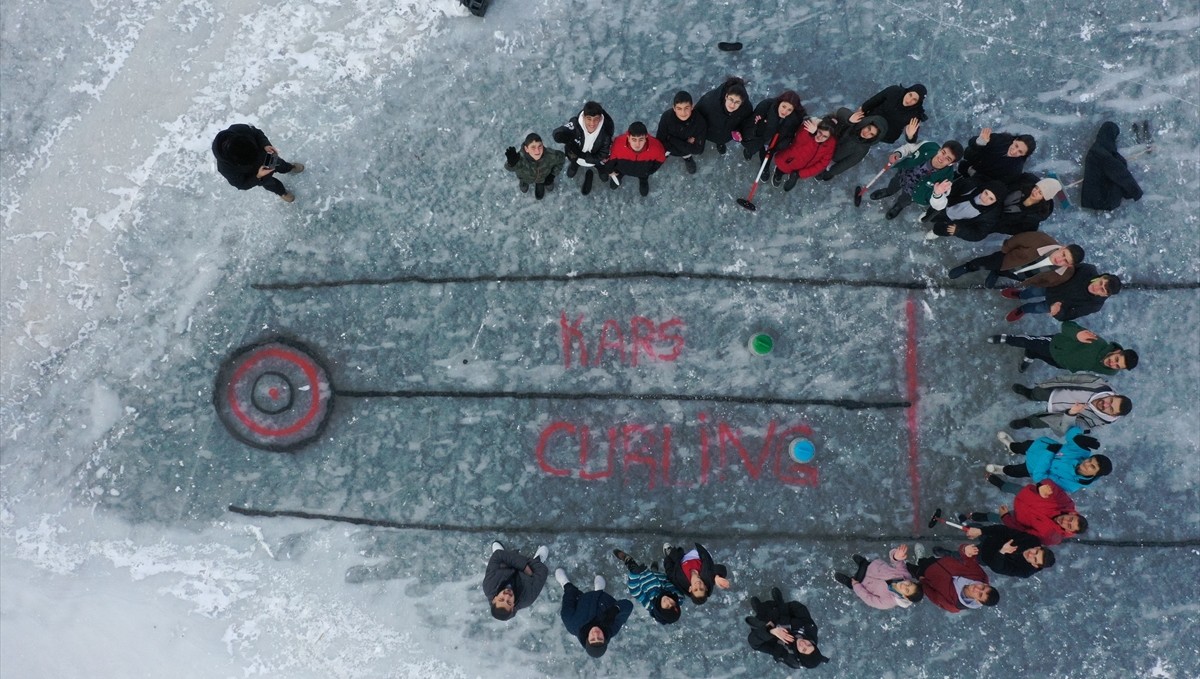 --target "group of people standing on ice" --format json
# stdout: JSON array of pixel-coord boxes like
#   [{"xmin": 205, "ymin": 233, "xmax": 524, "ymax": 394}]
[{"xmin": 483, "ymin": 74, "xmax": 1150, "ymax": 670}]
